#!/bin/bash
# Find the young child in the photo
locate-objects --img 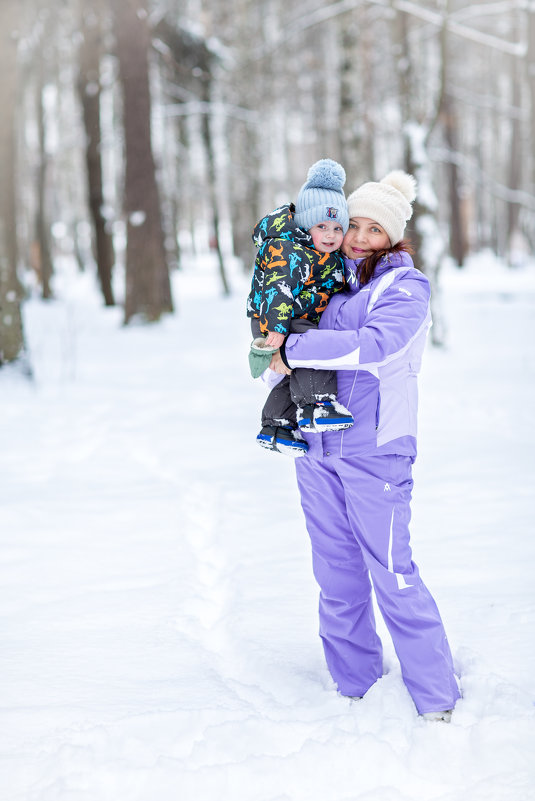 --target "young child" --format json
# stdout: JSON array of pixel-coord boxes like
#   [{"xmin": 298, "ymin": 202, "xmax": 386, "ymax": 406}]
[{"xmin": 246, "ymin": 159, "xmax": 354, "ymax": 457}]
